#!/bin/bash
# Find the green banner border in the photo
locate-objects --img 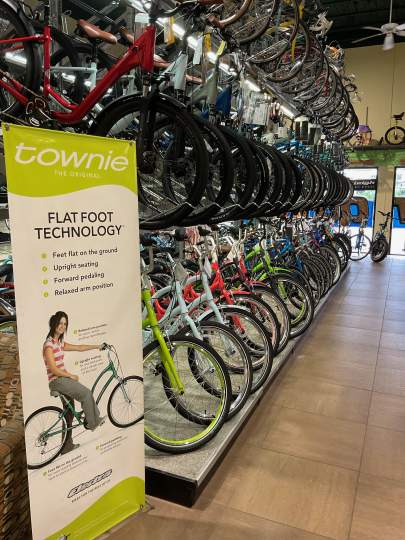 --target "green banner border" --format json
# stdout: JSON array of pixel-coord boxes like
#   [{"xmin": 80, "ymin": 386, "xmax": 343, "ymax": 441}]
[{"xmin": 47, "ymin": 477, "xmax": 145, "ymax": 540}]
